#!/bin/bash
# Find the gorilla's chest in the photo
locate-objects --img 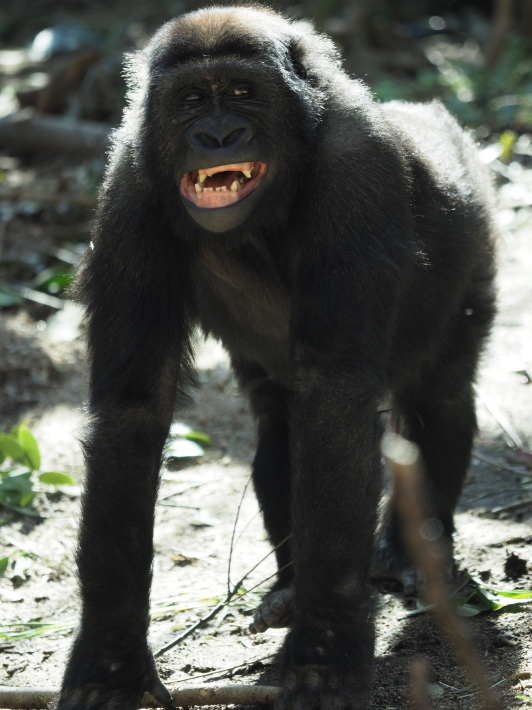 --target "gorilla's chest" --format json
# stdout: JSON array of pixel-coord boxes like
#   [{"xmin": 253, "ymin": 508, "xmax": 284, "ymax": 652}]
[{"xmin": 193, "ymin": 244, "xmax": 293, "ymax": 373}]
